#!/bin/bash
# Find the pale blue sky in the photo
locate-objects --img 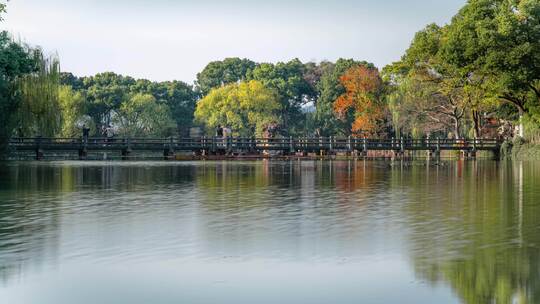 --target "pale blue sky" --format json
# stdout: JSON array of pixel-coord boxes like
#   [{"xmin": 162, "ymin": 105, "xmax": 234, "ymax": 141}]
[{"xmin": 3, "ymin": 0, "xmax": 465, "ymax": 82}]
